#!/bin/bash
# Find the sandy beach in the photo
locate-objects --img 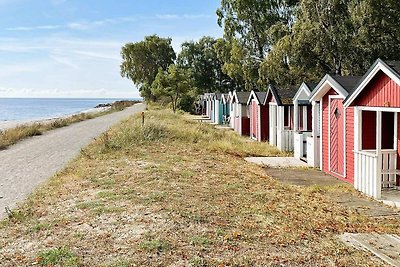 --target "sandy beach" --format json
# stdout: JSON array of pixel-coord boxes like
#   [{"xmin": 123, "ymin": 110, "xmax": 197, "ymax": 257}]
[{"xmin": 0, "ymin": 106, "xmax": 110, "ymax": 131}]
